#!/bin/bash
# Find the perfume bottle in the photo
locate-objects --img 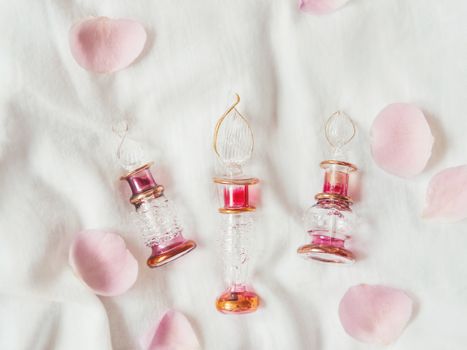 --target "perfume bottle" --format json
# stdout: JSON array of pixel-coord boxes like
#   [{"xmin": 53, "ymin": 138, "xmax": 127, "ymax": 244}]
[
  {"xmin": 115, "ymin": 122, "xmax": 196, "ymax": 268},
  {"xmin": 213, "ymin": 94, "xmax": 260, "ymax": 314},
  {"xmin": 297, "ymin": 111, "xmax": 358, "ymax": 264}
]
